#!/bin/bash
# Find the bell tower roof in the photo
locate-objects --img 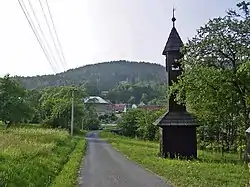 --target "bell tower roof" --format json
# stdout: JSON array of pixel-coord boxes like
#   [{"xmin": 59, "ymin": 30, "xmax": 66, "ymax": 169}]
[{"xmin": 162, "ymin": 9, "xmax": 183, "ymax": 55}]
